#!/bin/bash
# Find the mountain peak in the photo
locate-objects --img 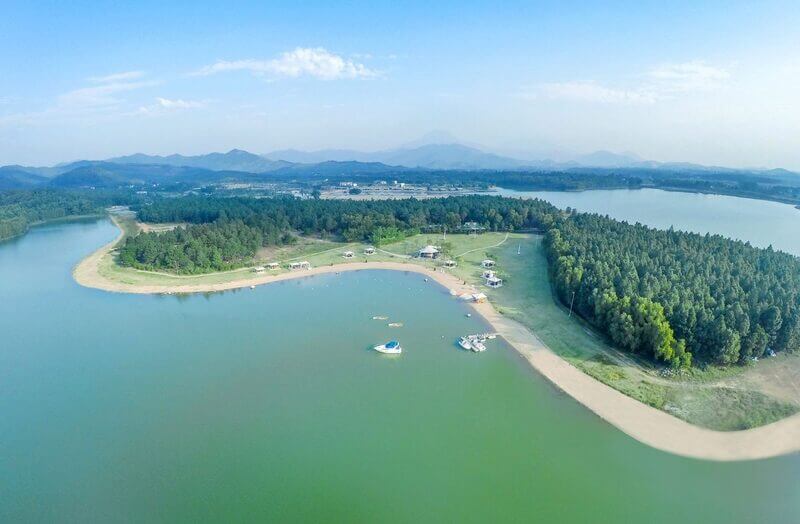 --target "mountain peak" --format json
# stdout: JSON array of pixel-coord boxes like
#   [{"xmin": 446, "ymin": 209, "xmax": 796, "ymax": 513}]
[{"xmin": 400, "ymin": 130, "xmax": 462, "ymax": 149}]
